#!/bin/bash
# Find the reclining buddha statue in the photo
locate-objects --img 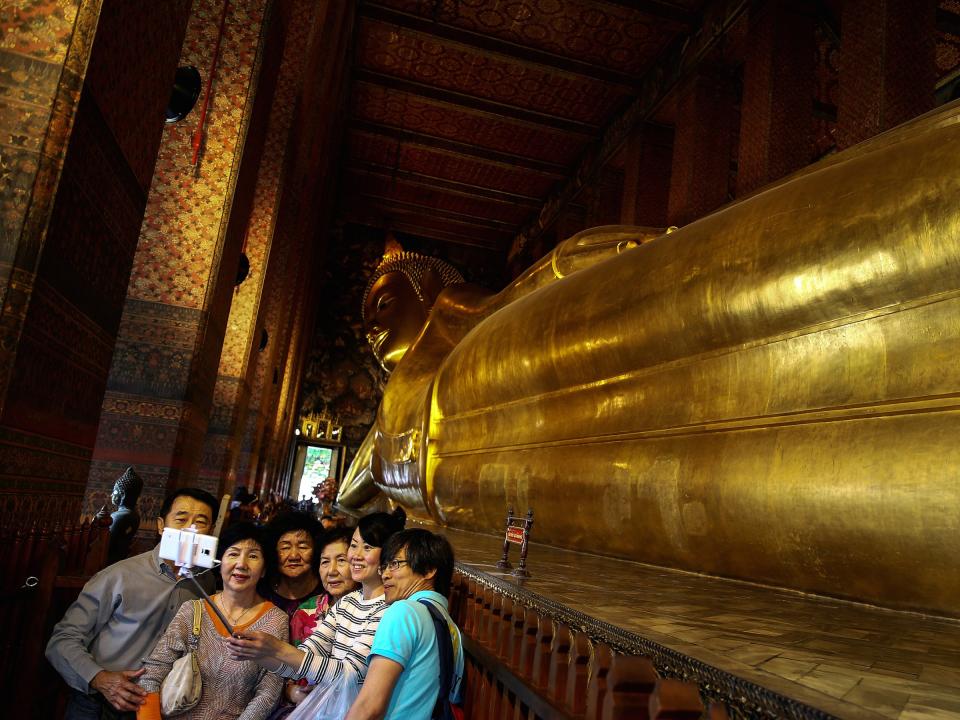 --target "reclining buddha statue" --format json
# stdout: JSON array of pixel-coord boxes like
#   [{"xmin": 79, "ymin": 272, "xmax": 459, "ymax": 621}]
[{"xmin": 339, "ymin": 101, "xmax": 960, "ymax": 617}]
